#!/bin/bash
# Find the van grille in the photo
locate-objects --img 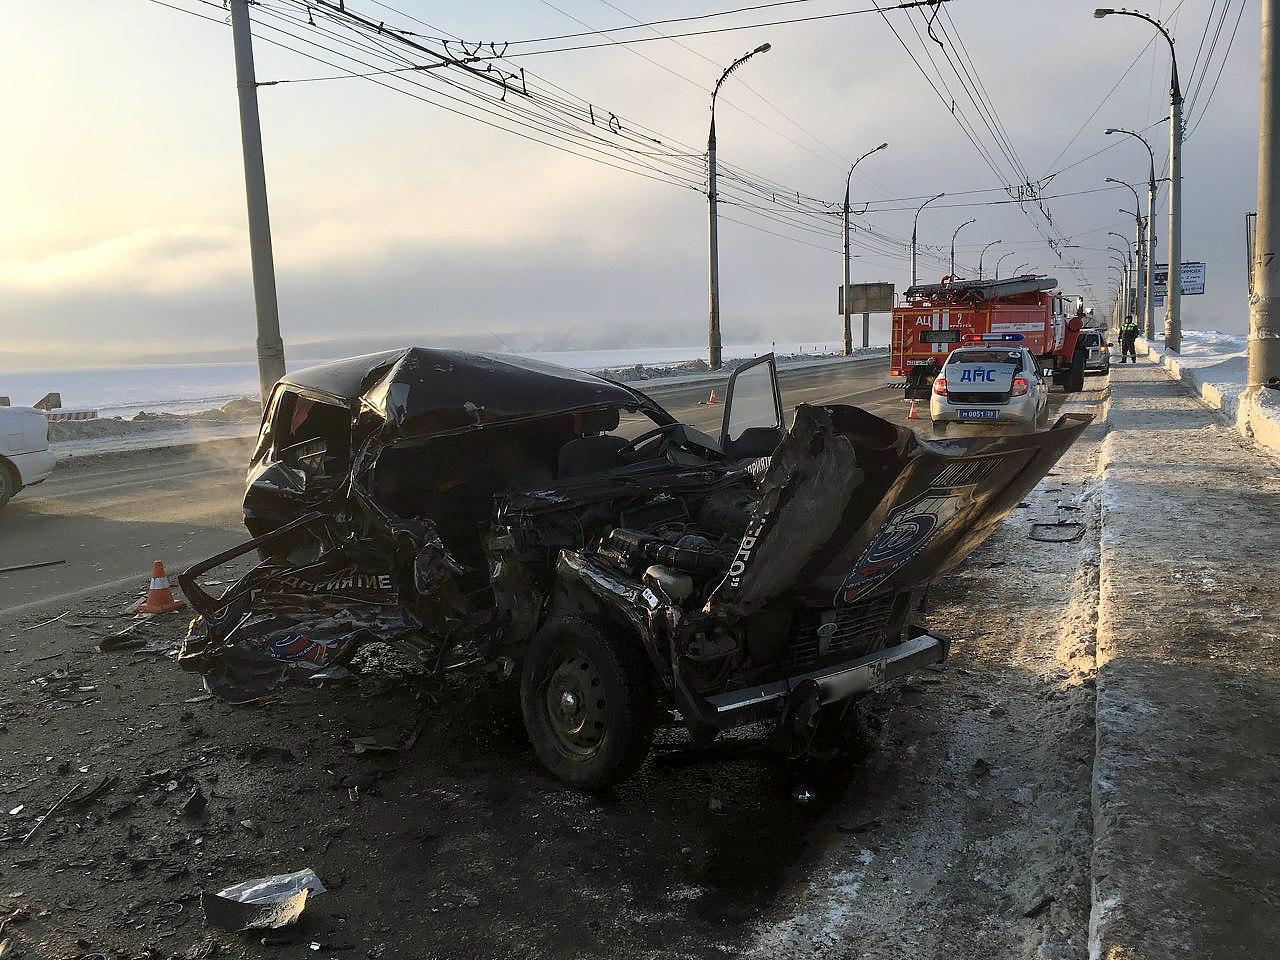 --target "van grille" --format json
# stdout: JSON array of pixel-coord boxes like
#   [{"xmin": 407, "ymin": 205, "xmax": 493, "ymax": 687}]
[{"xmin": 789, "ymin": 595, "xmax": 897, "ymax": 671}]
